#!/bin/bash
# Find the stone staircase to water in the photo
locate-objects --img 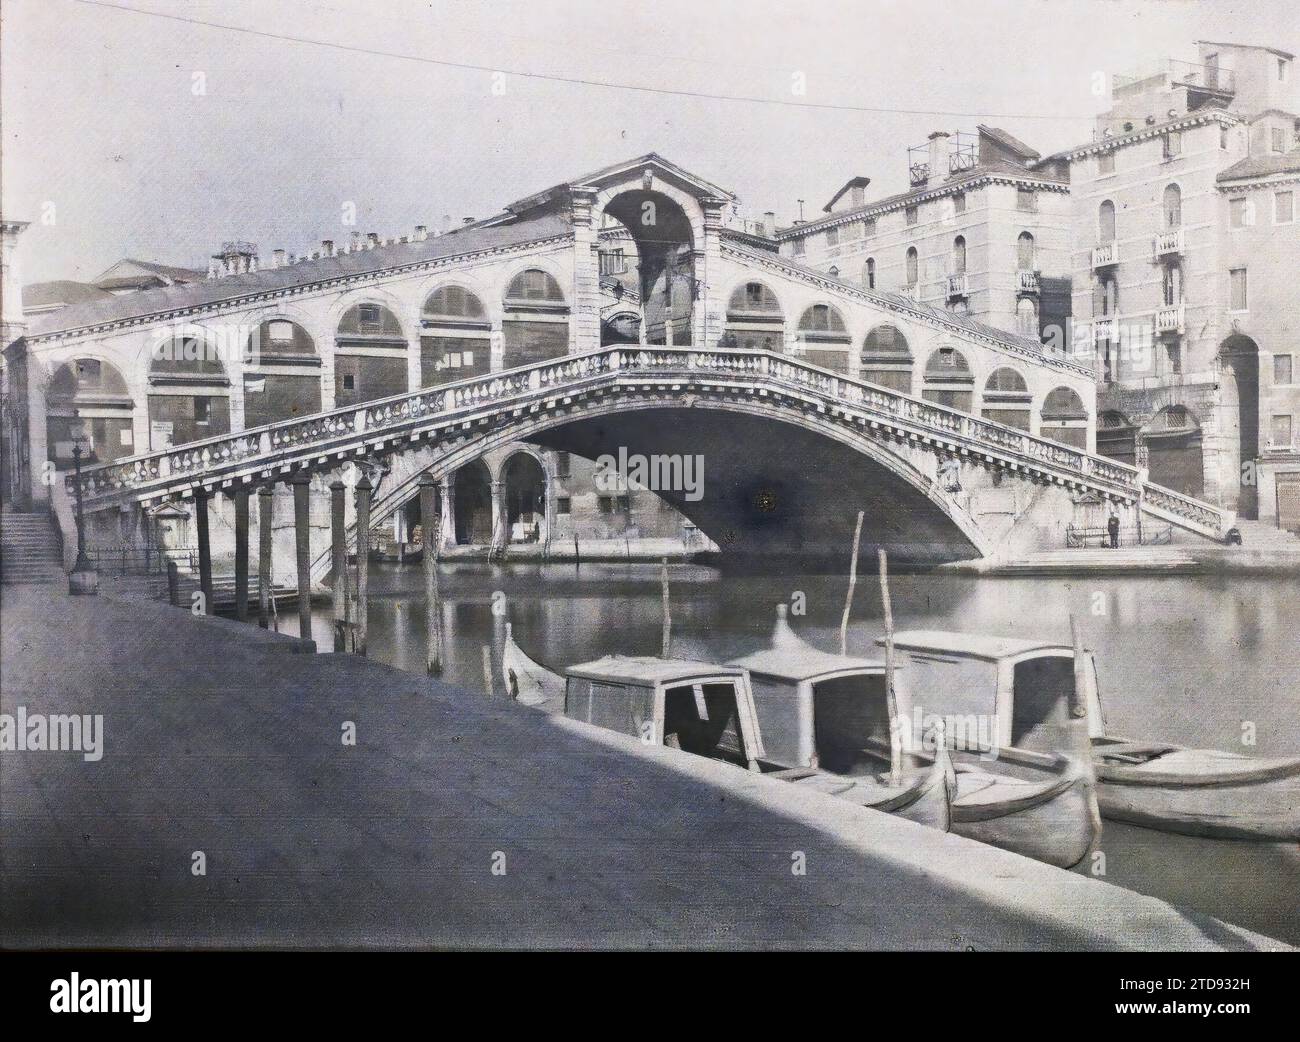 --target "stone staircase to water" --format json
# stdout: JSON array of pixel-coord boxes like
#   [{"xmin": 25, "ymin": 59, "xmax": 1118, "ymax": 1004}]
[
  {"xmin": 1232, "ymin": 519, "xmax": 1300, "ymax": 550},
  {"xmin": 0, "ymin": 509, "xmax": 65, "ymax": 586}
]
